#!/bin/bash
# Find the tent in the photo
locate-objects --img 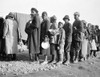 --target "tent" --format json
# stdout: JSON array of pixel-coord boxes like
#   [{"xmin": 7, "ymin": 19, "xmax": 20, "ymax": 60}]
[{"xmin": 13, "ymin": 12, "xmax": 31, "ymax": 40}]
